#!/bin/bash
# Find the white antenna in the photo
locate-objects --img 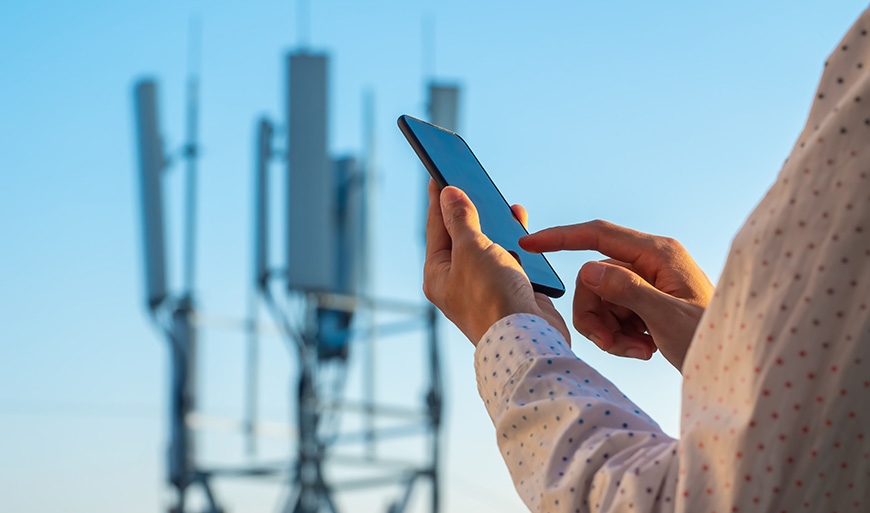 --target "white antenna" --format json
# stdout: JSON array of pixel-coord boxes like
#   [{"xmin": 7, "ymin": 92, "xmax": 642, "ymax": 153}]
[{"xmin": 133, "ymin": 80, "xmax": 168, "ymax": 310}]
